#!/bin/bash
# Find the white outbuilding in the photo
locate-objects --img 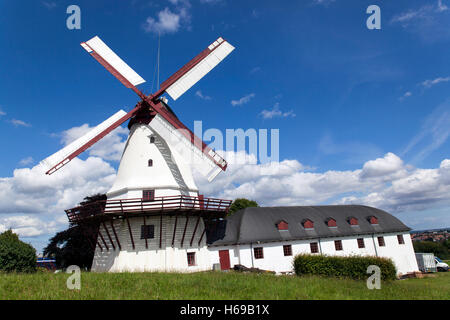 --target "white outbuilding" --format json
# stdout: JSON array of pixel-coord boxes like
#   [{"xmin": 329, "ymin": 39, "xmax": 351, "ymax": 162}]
[{"xmin": 207, "ymin": 205, "xmax": 420, "ymax": 276}]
